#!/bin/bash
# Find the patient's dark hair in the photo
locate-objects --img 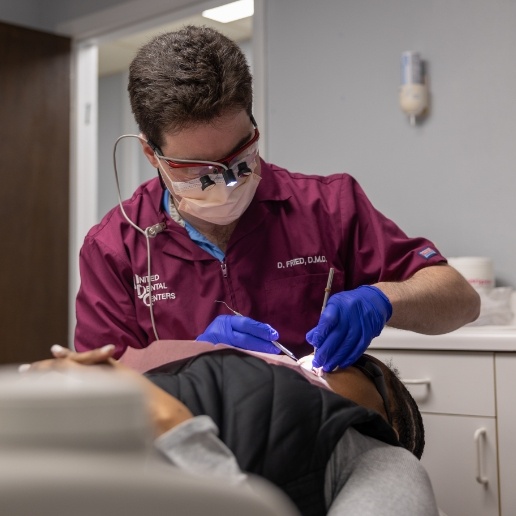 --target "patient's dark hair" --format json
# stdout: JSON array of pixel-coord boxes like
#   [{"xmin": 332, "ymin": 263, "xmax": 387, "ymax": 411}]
[{"xmin": 365, "ymin": 354, "xmax": 425, "ymax": 460}]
